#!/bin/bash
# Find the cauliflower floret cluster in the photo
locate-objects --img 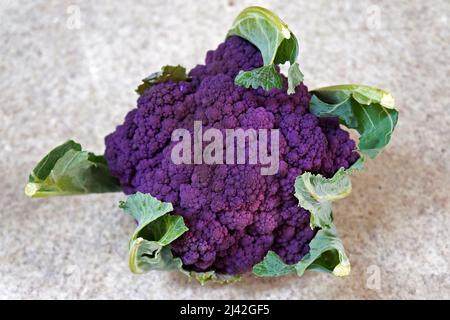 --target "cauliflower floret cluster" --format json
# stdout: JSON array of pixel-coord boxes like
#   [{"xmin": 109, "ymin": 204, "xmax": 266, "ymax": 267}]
[{"xmin": 105, "ymin": 36, "xmax": 359, "ymax": 275}]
